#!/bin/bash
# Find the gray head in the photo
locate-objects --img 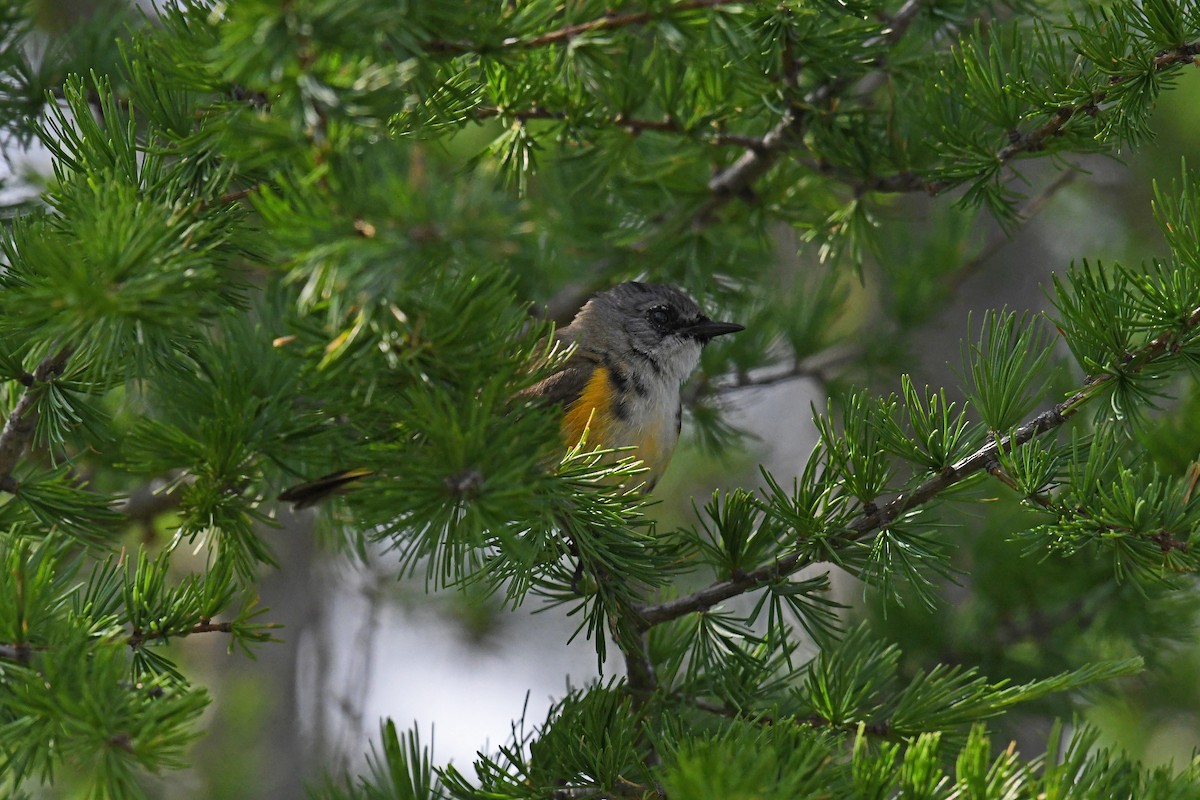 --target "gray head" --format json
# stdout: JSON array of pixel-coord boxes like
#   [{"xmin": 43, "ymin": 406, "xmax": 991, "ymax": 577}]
[{"xmin": 565, "ymin": 282, "xmax": 744, "ymax": 383}]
